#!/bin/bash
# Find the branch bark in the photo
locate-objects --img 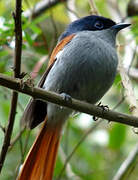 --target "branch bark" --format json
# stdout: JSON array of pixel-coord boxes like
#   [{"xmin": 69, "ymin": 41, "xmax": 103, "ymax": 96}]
[
  {"xmin": 24, "ymin": 0, "xmax": 68, "ymax": 18},
  {"xmin": 0, "ymin": 73, "xmax": 138, "ymax": 127},
  {"xmin": 0, "ymin": 0, "xmax": 22, "ymax": 173}
]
